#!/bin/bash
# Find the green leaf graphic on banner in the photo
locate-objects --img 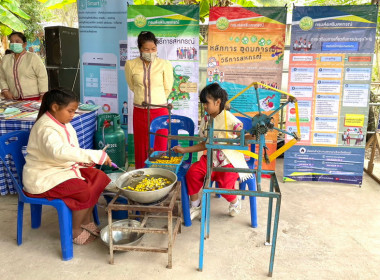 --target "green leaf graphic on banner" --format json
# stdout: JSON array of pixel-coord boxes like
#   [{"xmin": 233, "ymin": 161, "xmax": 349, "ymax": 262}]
[
  {"xmin": 242, "ymin": 36, "xmax": 249, "ymax": 44},
  {"xmin": 168, "ymin": 73, "xmax": 190, "ymax": 101}
]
